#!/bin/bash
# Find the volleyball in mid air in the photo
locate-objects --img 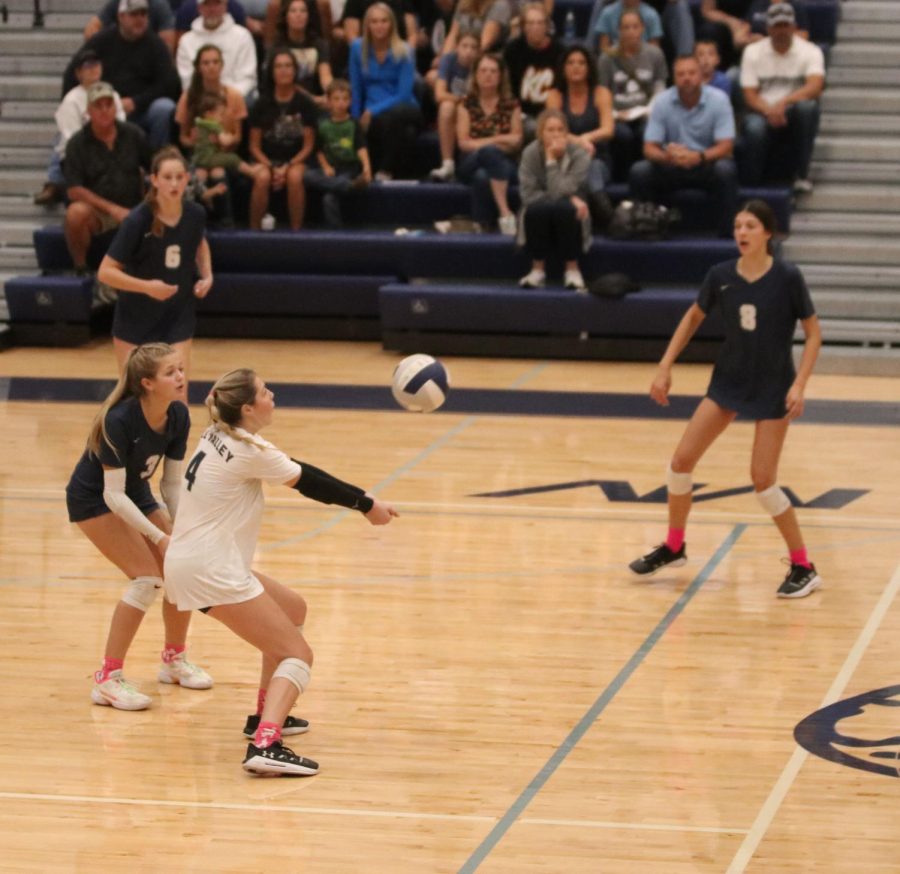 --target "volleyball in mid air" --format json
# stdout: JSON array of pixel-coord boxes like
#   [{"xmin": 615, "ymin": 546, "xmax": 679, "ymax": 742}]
[{"xmin": 391, "ymin": 354, "xmax": 450, "ymax": 413}]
